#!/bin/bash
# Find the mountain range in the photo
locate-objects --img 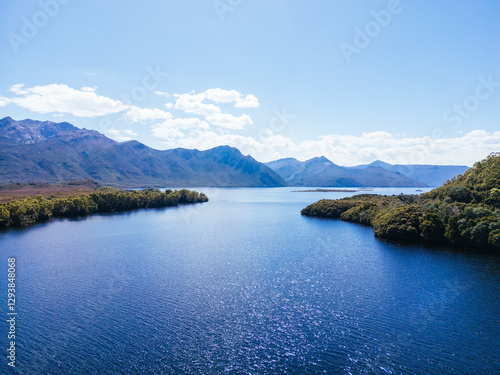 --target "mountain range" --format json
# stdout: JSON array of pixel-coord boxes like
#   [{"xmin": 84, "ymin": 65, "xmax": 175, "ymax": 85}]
[
  {"xmin": 265, "ymin": 157, "xmax": 423, "ymax": 187},
  {"xmin": 0, "ymin": 117, "xmax": 469, "ymax": 187},
  {"xmin": 0, "ymin": 117, "xmax": 285, "ymax": 187},
  {"xmin": 265, "ymin": 157, "xmax": 469, "ymax": 187},
  {"xmin": 351, "ymin": 160, "xmax": 469, "ymax": 187}
]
